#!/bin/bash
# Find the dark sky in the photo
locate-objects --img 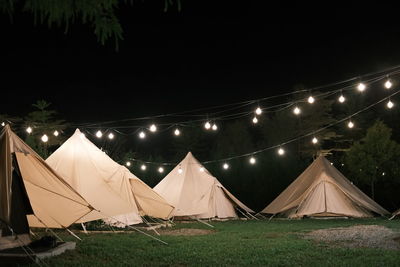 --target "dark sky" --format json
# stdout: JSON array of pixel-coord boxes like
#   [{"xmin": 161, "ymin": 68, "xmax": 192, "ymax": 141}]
[{"xmin": 2, "ymin": 2, "xmax": 400, "ymax": 123}]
